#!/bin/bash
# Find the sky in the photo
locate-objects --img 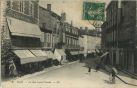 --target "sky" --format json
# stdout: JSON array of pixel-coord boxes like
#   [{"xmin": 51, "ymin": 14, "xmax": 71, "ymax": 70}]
[{"xmin": 39, "ymin": 0, "xmax": 110, "ymax": 29}]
